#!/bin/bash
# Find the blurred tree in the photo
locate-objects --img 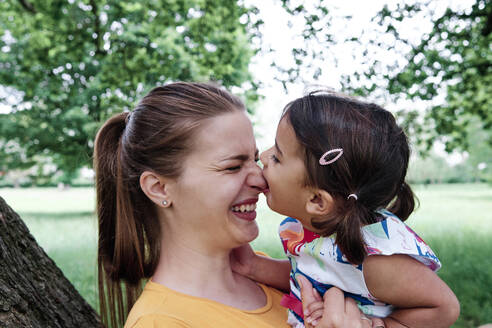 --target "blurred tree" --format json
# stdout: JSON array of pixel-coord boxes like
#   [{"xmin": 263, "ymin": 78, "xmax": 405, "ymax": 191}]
[
  {"xmin": 359, "ymin": 0, "xmax": 492, "ymax": 152},
  {"xmin": 0, "ymin": 0, "xmax": 261, "ymax": 177},
  {"xmin": 274, "ymin": 1, "xmax": 336, "ymax": 90},
  {"xmin": 281, "ymin": 0, "xmax": 491, "ymax": 154},
  {"xmin": 463, "ymin": 117, "xmax": 492, "ymax": 182}
]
